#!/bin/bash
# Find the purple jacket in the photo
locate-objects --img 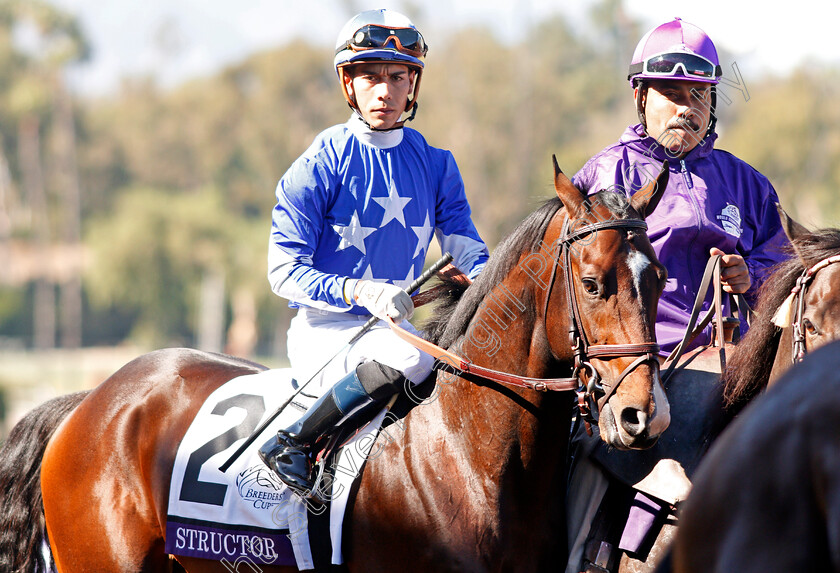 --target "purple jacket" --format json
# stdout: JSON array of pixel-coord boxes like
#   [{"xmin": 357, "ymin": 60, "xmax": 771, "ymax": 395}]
[{"xmin": 573, "ymin": 124, "xmax": 790, "ymax": 354}]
